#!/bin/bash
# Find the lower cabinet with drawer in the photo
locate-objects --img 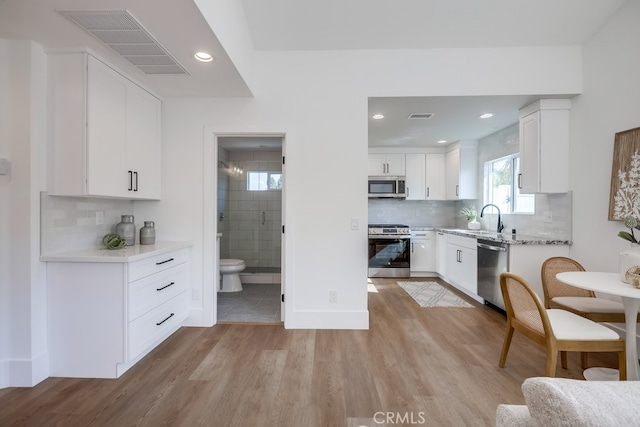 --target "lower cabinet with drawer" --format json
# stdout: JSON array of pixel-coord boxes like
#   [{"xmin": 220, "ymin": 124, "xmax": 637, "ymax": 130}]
[{"xmin": 46, "ymin": 244, "xmax": 190, "ymax": 378}]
